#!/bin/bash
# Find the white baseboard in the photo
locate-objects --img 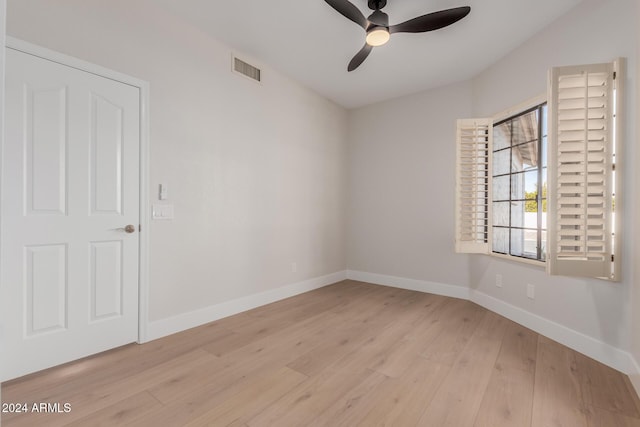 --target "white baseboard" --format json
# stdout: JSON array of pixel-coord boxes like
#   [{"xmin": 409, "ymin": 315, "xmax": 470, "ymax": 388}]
[
  {"xmin": 346, "ymin": 270, "xmax": 470, "ymax": 300},
  {"xmin": 346, "ymin": 269, "xmax": 636, "ymax": 375},
  {"xmin": 145, "ymin": 270, "xmax": 347, "ymax": 342},
  {"xmin": 470, "ymin": 290, "xmax": 636, "ymax": 375}
]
